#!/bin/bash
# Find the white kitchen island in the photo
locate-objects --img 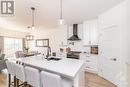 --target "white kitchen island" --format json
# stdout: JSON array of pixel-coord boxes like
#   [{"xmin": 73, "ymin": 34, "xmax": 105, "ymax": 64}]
[{"xmin": 16, "ymin": 56, "xmax": 85, "ymax": 87}]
